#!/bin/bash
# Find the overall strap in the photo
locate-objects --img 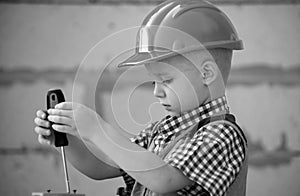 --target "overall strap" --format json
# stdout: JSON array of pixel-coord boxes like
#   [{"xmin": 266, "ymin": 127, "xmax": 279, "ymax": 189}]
[
  {"xmin": 207, "ymin": 115, "xmax": 248, "ymax": 196},
  {"xmin": 222, "ymin": 114, "xmax": 247, "ymax": 147}
]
